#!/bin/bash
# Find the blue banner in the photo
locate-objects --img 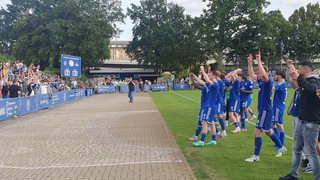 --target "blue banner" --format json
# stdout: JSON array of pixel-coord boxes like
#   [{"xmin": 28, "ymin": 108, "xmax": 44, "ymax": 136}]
[
  {"xmin": 151, "ymin": 84, "xmax": 168, "ymax": 91},
  {"xmin": 67, "ymin": 90, "xmax": 76, "ymax": 101},
  {"xmin": 135, "ymin": 85, "xmax": 140, "ymax": 92},
  {"xmin": 0, "ymin": 89, "xmax": 88, "ymax": 122},
  {"xmin": 61, "ymin": 54, "xmax": 81, "ymax": 78},
  {"xmin": 50, "ymin": 92, "xmax": 65, "ymax": 107},
  {"xmin": 144, "ymin": 85, "xmax": 151, "ymax": 92},
  {"xmin": 173, "ymin": 83, "xmax": 191, "ymax": 90},
  {"xmin": 20, "ymin": 96, "xmax": 38, "ymax": 116},
  {"xmin": 38, "ymin": 94, "xmax": 50, "ymax": 110},
  {"xmin": 97, "ymin": 86, "xmax": 116, "ymax": 93},
  {"xmin": 120, "ymin": 85, "xmax": 129, "ymax": 93},
  {"xmin": 5, "ymin": 98, "xmax": 20, "ymax": 118},
  {"xmin": 0, "ymin": 100, "xmax": 6, "ymax": 121},
  {"xmin": 86, "ymin": 89, "xmax": 94, "ymax": 96}
]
